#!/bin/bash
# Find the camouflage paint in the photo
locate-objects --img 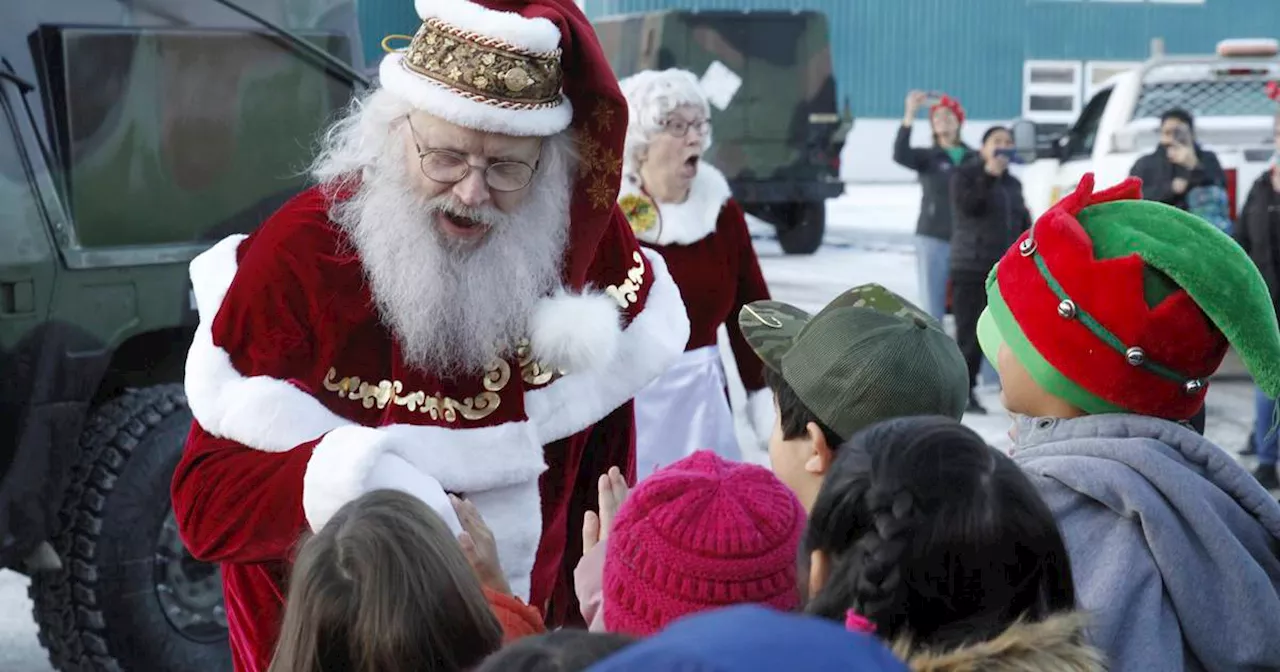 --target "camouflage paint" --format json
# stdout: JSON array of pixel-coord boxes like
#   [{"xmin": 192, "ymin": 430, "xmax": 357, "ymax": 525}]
[
  {"xmin": 592, "ymin": 10, "xmax": 849, "ymax": 204},
  {"xmin": 0, "ymin": 0, "xmax": 362, "ymax": 568},
  {"xmin": 738, "ymin": 283, "xmax": 938, "ymax": 374}
]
